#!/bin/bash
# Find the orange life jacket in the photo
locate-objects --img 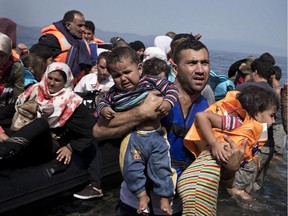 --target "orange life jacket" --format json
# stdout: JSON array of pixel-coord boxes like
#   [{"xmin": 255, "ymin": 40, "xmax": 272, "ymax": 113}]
[
  {"xmin": 184, "ymin": 91, "xmax": 267, "ymax": 162},
  {"xmin": 11, "ymin": 49, "xmax": 20, "ymax": 59},
  {"xmin": 41, "ymin": 24, "xmax": 91, "ymax": 85},
  {"xmin": 92, "ymin": 37, "xmax": 104, "ymax": 44},
  {"xmin": 41, "ymin": 24, "xmax": 71, "ymax": 63}
]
